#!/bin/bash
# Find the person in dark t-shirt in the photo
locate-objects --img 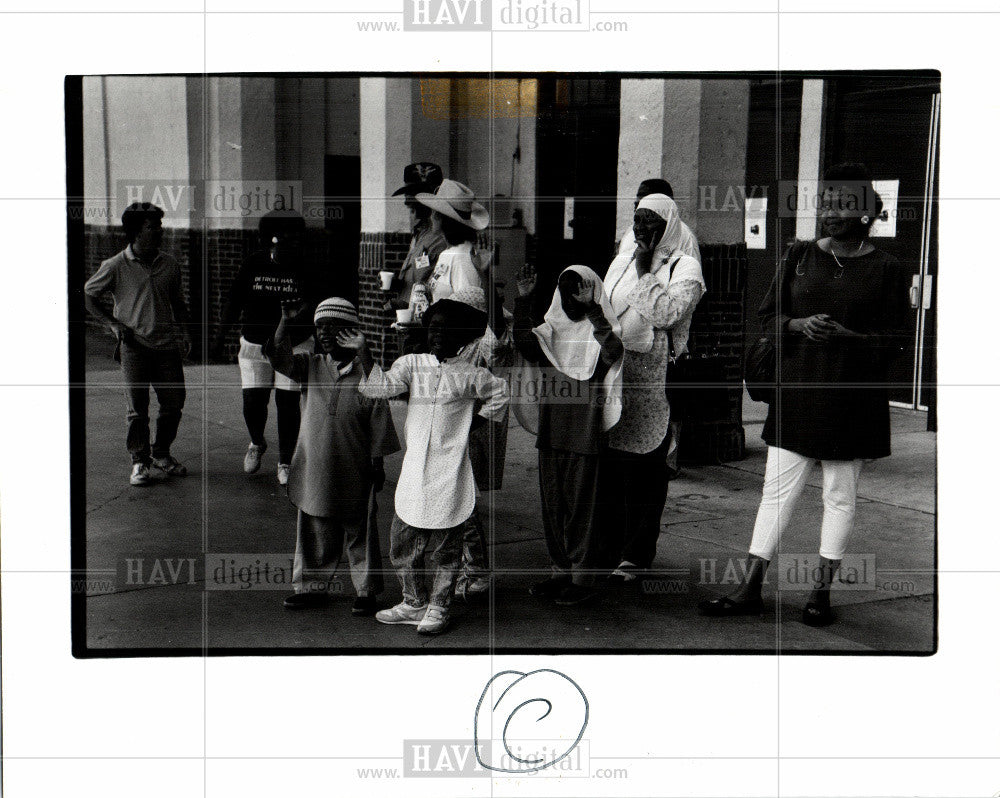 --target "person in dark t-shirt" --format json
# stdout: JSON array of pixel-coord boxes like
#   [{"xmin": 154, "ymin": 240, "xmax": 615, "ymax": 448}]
[{"xmin": 211, "ymin": 210, "xmax": 316, "ymax": 485}]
